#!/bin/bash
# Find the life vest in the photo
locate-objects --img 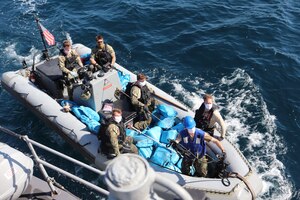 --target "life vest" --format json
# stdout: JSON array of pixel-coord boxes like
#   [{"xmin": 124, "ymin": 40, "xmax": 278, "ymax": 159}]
[
  {"xmin": 132, "ymin": 82, "xmax": 152, "ymax": 105},
  {"xmin": 179, "ymin": 129, "xmax": 206, "ymax": 158},
  {"xmin": 94, "ymin": 43, "xmax": 112, "ymax": 67},
  {"xmin": 59, "ymin": 49, "xmax": 78, "ymax": 70},
  {"xmin": 99, "ymin": 118, "xmax": 126, "ymax": 155},
  {"xmin": 194, "ymin": 103, "xmax": 217, "ymax": 130}
]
